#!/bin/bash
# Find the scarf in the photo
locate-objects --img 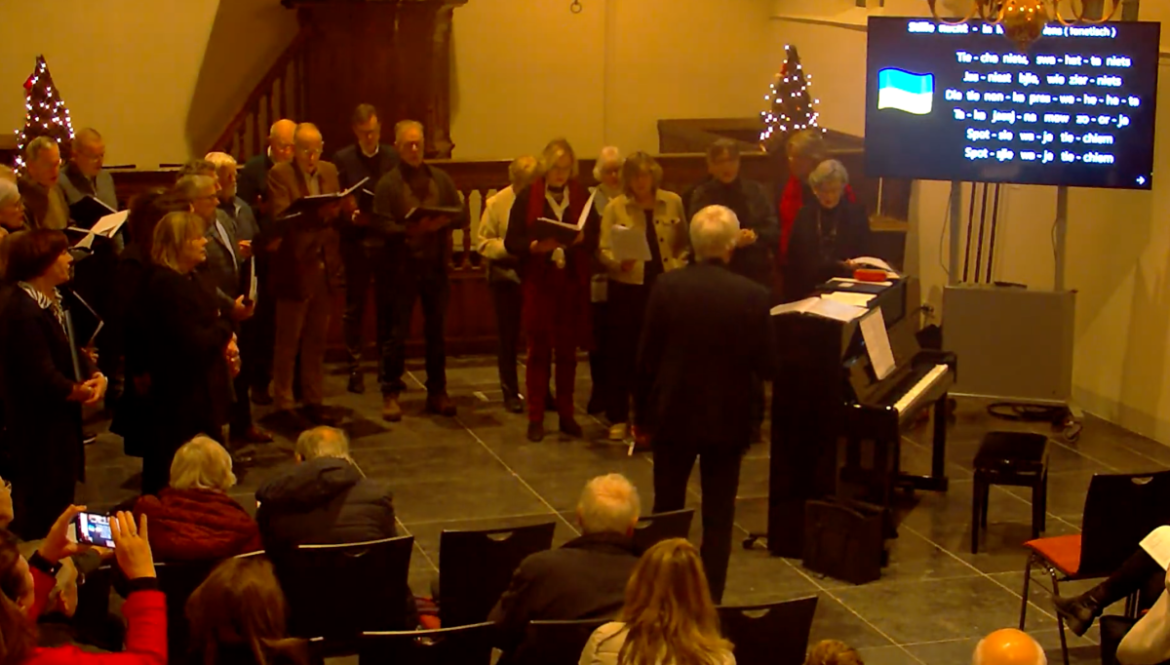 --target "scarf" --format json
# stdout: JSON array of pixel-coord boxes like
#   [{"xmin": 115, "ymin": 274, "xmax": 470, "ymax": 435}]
[{"xmin": 778, "ymin": 176, "xmax": 857, "ymax": 264}]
